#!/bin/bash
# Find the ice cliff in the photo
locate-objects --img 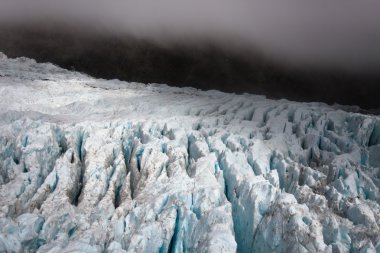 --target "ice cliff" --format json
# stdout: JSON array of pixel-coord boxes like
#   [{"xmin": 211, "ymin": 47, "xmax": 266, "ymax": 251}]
[{"xmin": 0, "ymin": 52, "xmax": 380, "ymax": 252}]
